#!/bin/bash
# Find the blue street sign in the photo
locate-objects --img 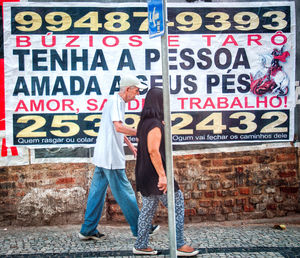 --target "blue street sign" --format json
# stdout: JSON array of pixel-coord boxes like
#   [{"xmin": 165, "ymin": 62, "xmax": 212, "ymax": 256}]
[{"xmin": 147, "ymin": 0, "xmax": 164, "ymax": 39}]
